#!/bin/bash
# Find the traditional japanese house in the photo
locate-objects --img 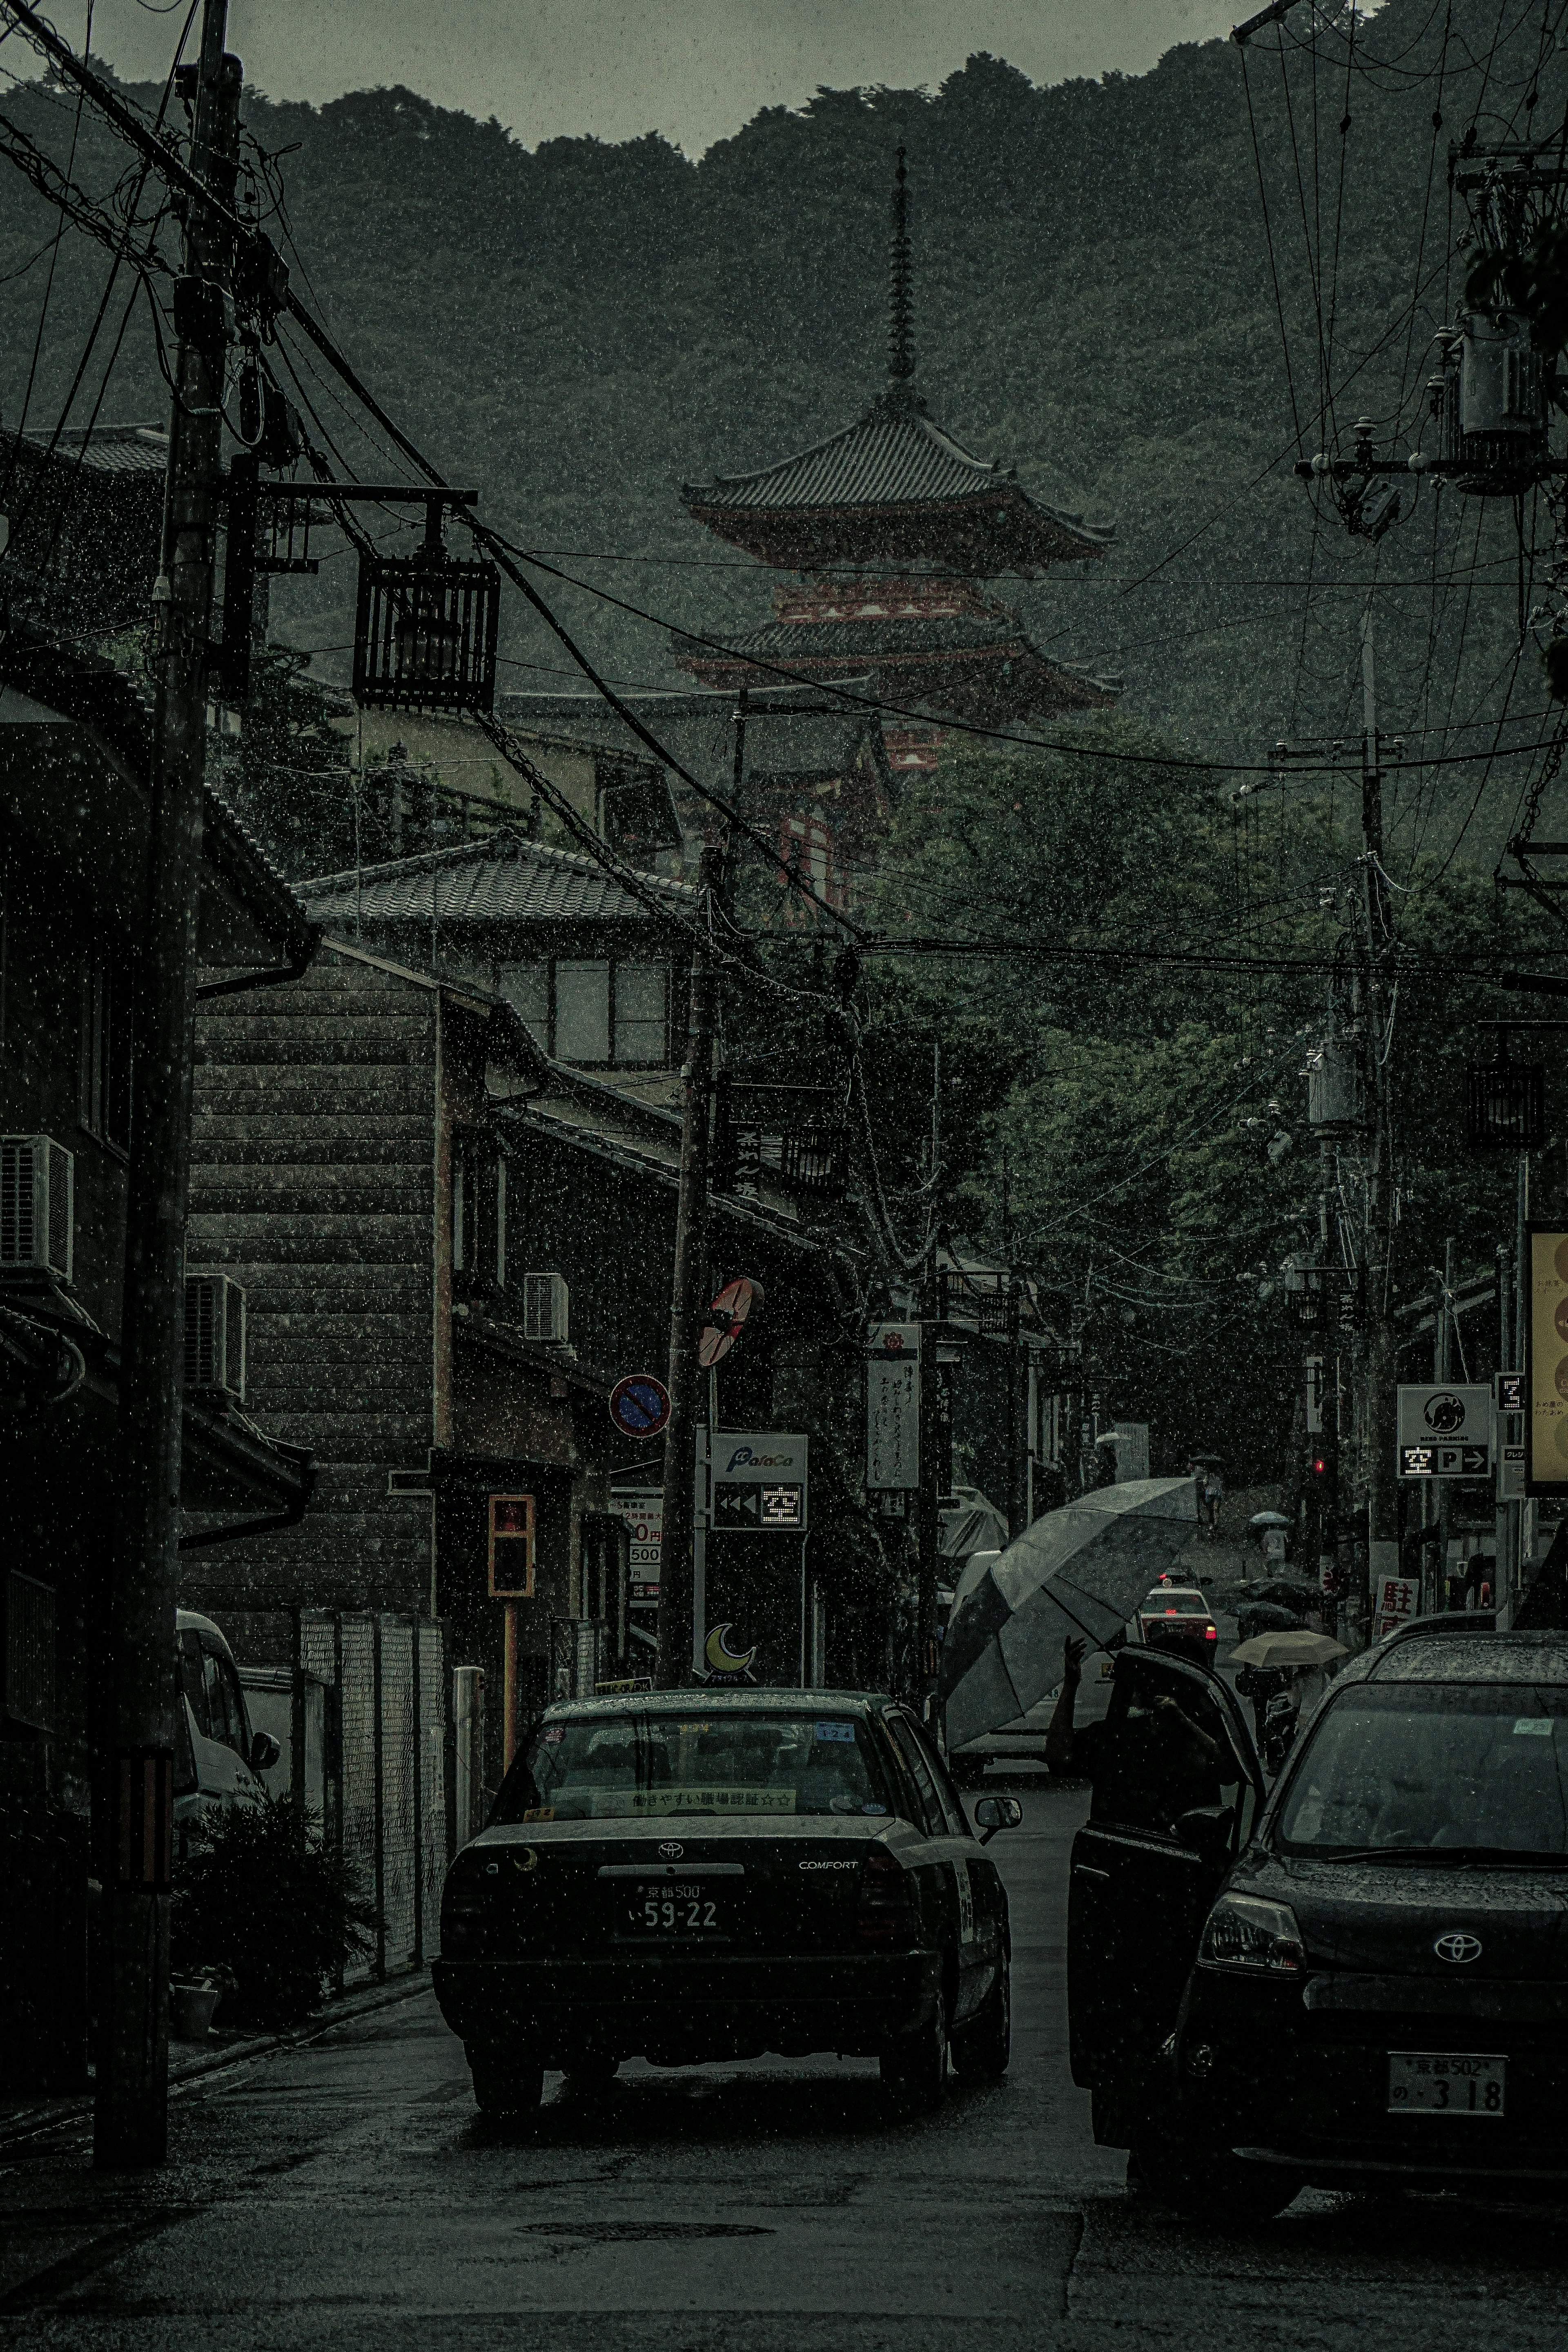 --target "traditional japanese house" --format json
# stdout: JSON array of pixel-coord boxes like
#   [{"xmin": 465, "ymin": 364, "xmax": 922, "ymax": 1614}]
[
  {"xmin": 494, "ymin": 685, "xmax": 891, "ymax": 915},
  {"xmin": 676, "ymin": 154, "xmax": 1118, "ymax": 773},
  {"xmin": 185, "ymin": 909, "xmax": 877, "ymax": 1815},
  {"xmin": 0, "ymin": 623, "xmax": 316, "ymax": 2094}
]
